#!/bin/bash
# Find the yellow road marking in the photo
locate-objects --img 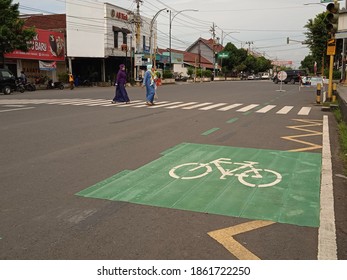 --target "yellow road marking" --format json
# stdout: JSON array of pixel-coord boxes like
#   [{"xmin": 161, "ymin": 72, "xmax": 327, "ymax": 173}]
[
  {"xmin": 282, "ymin": 119, "xmax": 323, "ymax": 152},
  {"xmin": 208, "ymin": 119, "xmax": 323, "ymax": 259},
  {"xmin": 208, "ymin": 220, "xmax": 275, "ymax": 260}
]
